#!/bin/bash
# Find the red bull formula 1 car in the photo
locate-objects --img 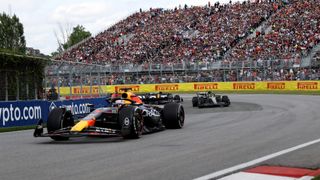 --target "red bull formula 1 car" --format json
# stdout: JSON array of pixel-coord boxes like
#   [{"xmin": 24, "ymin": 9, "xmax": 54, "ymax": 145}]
[{"xmin": 34, "ymin": 91, "xmax": 185, "ymax": 141}]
